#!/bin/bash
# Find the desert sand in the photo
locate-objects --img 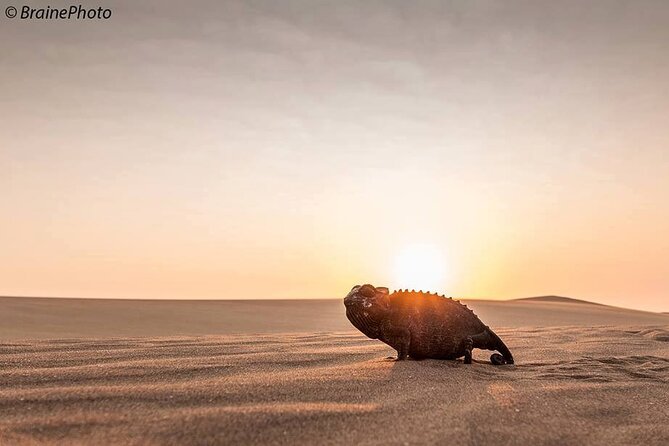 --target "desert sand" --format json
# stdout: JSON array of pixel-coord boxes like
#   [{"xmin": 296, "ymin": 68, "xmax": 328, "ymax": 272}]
[{"xmin": 1, "ymin": 296, "xmax": 668, "ymax": 445}]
